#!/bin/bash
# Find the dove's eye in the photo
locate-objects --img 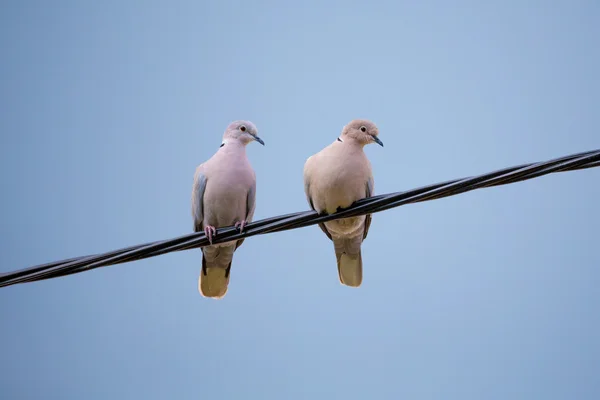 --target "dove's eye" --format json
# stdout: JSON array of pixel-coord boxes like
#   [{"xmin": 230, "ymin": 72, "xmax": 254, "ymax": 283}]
[
  {"xmin": 240, "ymin": 125, "xmax": 247, "ymax": 132},
  {"xmin": 360, "ymin": 126, "xmax": 367, "ymax": 132}
]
